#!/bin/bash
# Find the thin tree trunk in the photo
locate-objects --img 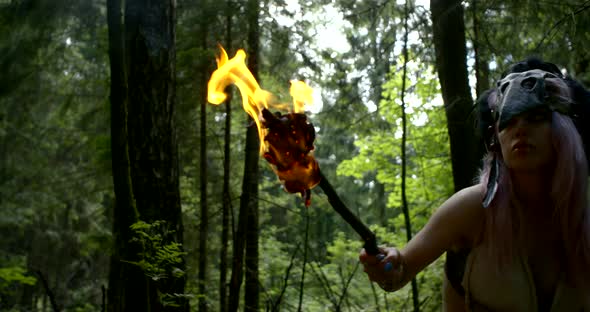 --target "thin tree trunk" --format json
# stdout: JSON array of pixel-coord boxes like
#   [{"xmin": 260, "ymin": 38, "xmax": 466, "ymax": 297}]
[
  {"xmin": 335, "ymin": 264, "xmax": 360, "ymax": 311},
  {"xmin": 236, "ymin": 120, "xmax": 260, "ymax": 312},
  {"xmin": 297, "ymin": 210, "xmax": 309, "ymax": 312},
  {"xmin": 106, "ymin": 0, "xmax": 143, "ymax": 309},
  {"xmin": 431, "ymin": 1, "xmax": 482, "ymax": 301},
  {"xmin": 228, "ymin": 159, "xmax": 249, "ymax": 312},
  {"xmin": 219, "ymin": 2, "xmax": 233, "ymax": 311},
  {"xmin": 369, "ymin": 282, "xmax": 381, "ymax": 312},
  {"xmin": 472, "ymin": 0, "xmax": 489, "ymax": 99},
  {"xmin": 198, "ymin": 72, "xmax": 209, "ymax": 312},
  {"xmin": 271, "ymin": 243, "xmax": 300, "ymax": 311},
  {"xmin": 198, "ymin": 0, "xmax": 209, "ymax": 309},
  {"xmin": 430, "ymin": 0, "xmax": 480, "ymax": 192},
  {"xmin": 227, "ymin": 0, "xmax": 260, "ymax": 307},
  {"xmin": 107, "ymin": 0, "xmax": 187, "ymax": 310},
  {"xmin": 375, "ymin": 182, "xmax": 387, "ymax": 227},
  {"xmin": 369, "ymin": 4, "xmax": 390, "ymax": 226},
  {"xmin": 244, "ymin": 0, "xmax": 260, "ymax": 311},
  {"xmin": 400, "ymin": 1, "xmax": 420, "ymax": 311},
  {"xmin": 20, "ymin": 236, "xmax": 36, "ymax": 310},
  {"xmin": 36, "ymin": 271, "xmax": 60, "ymax": 312}
]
